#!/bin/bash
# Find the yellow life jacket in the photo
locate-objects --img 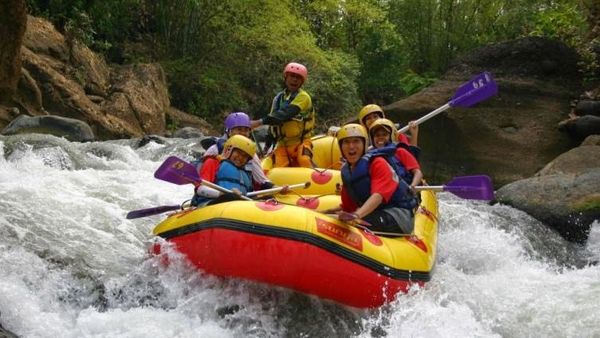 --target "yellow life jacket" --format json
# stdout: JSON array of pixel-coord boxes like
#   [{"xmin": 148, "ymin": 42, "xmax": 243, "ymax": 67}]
[{"xmin": 269, "ymin": 89, "xmax": 315, "ymax": 145}]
